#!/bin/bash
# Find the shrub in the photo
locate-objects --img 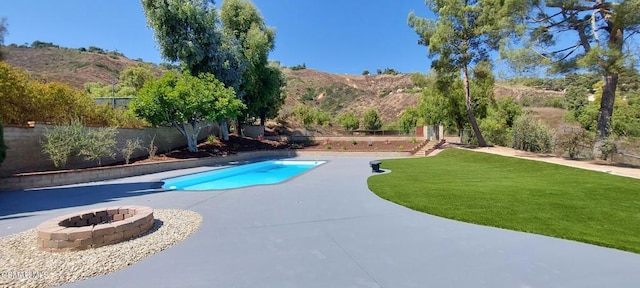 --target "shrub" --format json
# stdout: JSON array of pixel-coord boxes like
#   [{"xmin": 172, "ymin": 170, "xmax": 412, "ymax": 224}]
[
  {"xmin": 479, "ymin": 116, "xmax": 511, "ymax": 146},
  {"xmin": 78, "ymin": 126, "xmax": 117, "ymax": 165},
  {"xmin": 338, "ymin": 112, "xmax": 360, "ymax": 131},
  {"xmin": 41, "ymin": 120, "xmax": 85, "ymax": 168},
  {"xmin": 0, "ymin": 124, "xmax": 6, "ymax": 166},
  {"xmin": 554, "ymin": 126, "xmax": 594, "ymax": 159},
  {"xmin": 512, "ymin": 114, "xmax": 554, "ymax": 153},
  {"xmin": 0, "ymin": 62, "xmax": 146, "ymax": 128},
  {"xmin": 315, "ymin": 110, "xmax": 332, "ymax": 127},
  {"xmin": 325, "ymin": 145, "xmax": 332, "ymax": 150},
  {"xmin": 42, "ymin": 121, "xmax": 119, "ymax": 168},
  {"xmin": 292, "ymin": 104, "xmax": 317, "ymax": 129},
  {"xmin": 144, "ymin": 135, "xmax": 158, "ymax": 159},
  {"xmin": 363, "ymin": 108, "xmax": 383, "ymax": 130},
  {"xmin": 121, "ymin": 138, "xmax": 142, "ymax": 165},
  {"xmin": 290, "ymin": 63, "xmax": 306, "ymax": 71},
  {"xmin": 207, "ymin": 135, "xmax": 218, "ymax": 144},
  {"xmin": 599, "ymin": 137, "xmax": 618, "ymax": 161},
  {"xmin": 398, "ymin": 107, "xmax": 419, "ymax": 134},
  {"xmin": 612, "ymin": 102, "xmax": 640, "ymax": 137}
]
